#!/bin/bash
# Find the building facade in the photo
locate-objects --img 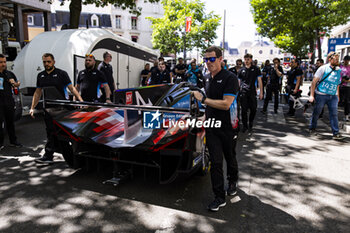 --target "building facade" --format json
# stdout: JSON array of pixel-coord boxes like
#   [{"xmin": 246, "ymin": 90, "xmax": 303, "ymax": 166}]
[
  {"xmin": 25, "ymin": 0, "xmax": 164, "ymax": 49},
  {"xmin": 331, "ymin": 22, "xmax": 350, "ymax": 61},
  {"xmin": 223, "ymin": 40, "xmax": 282, "ymax": 65}
]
